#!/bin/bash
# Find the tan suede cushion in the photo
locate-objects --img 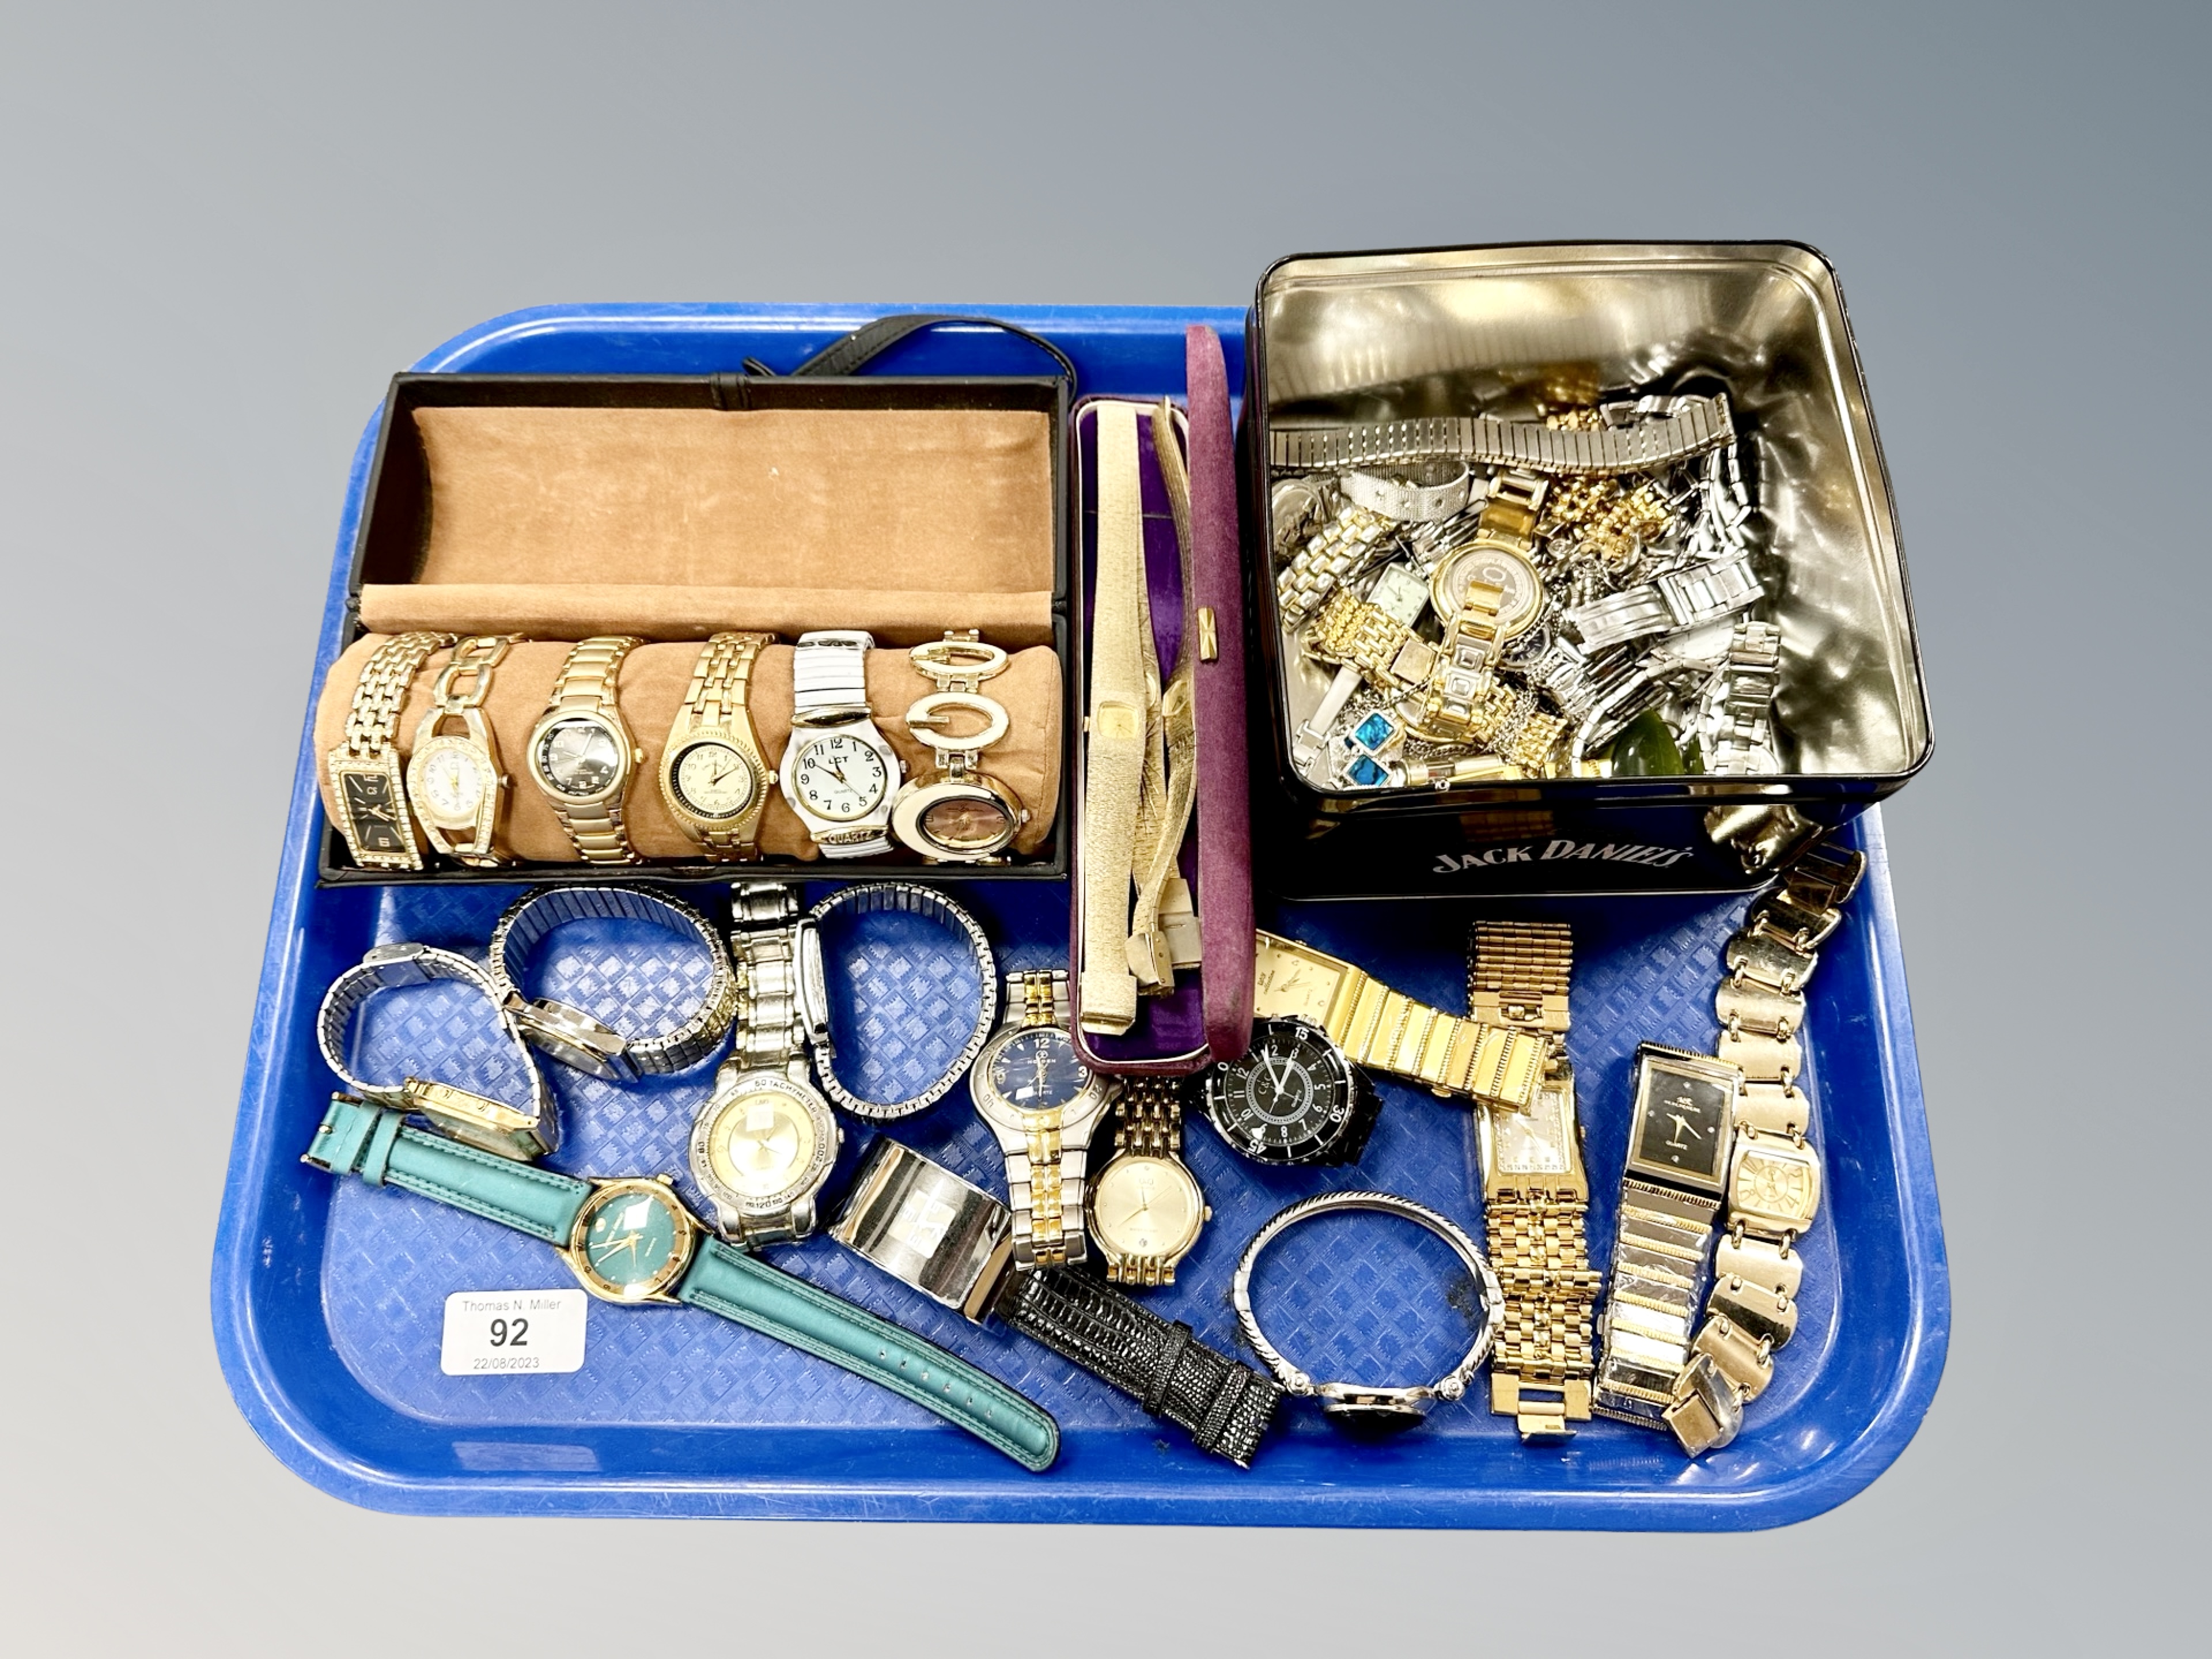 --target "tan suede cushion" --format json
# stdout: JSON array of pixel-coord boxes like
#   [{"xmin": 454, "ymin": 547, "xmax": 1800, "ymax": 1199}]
[
  {"xmin": 356, "ymin": 406, "xmax": 1058, "ymax": 646},
  {"xmin": 316, "ymin": 636, "xmax": 1061, "ymax": 861}
]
